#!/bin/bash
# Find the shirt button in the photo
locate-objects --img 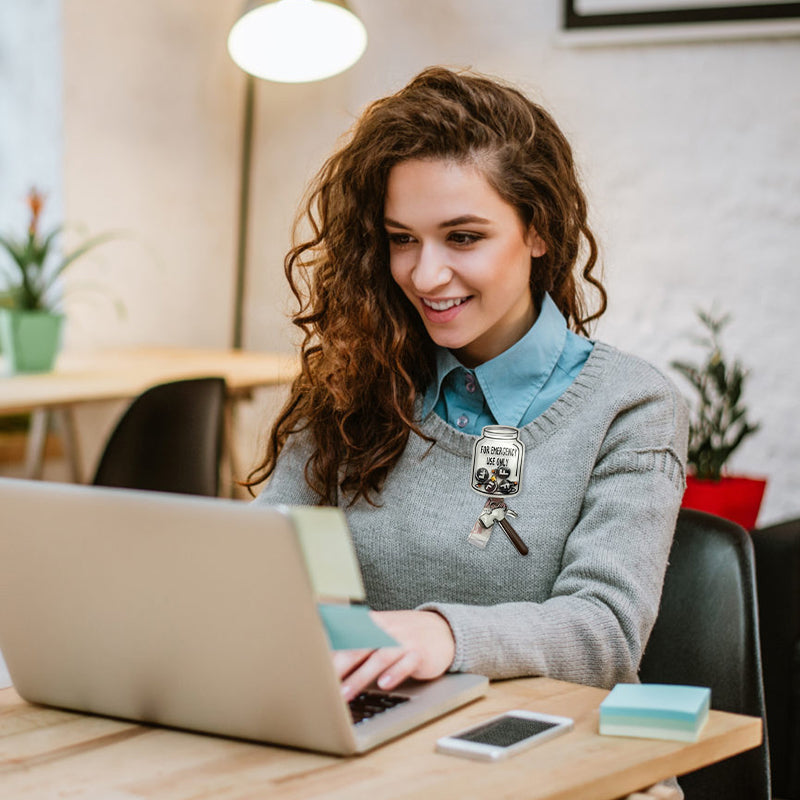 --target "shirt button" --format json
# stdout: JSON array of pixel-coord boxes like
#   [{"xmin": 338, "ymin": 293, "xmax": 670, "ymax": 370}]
[
  {"xmin": 465, "ymin": 373, "xmax": 476, "ymax": 393},
  {"xmin": 457, "ymin": 415, "xmax": 469, "ymax": 428}
]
